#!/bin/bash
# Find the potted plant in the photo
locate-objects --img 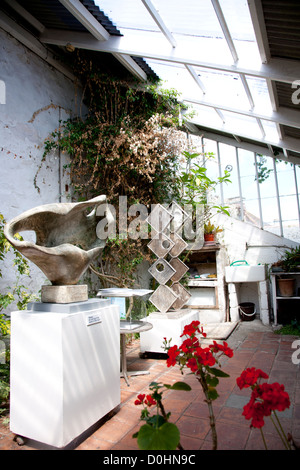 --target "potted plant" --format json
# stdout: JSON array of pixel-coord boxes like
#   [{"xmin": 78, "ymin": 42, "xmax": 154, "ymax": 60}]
[
  {"xmin": 281, "ymin": 246, "xmax": 300, "ymax": 273},
  {"xmin": 276, "ymin": 246, "xmax": 300, "ymax": 297},
  {"xmin": 204, "ymin": 221, "xmax": 223, "ymax": 243}
]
